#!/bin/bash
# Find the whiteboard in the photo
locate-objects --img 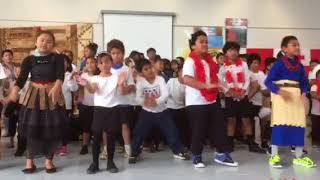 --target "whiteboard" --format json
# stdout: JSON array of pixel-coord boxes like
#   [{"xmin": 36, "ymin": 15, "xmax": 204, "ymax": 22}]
[{"xmin": 103, "ymin": 12, "xmax": 173, "ymax": 59}]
